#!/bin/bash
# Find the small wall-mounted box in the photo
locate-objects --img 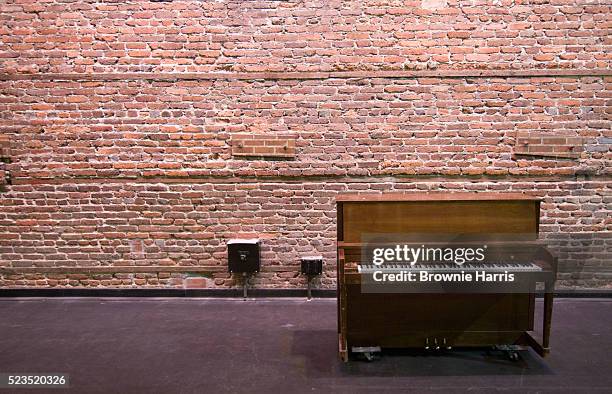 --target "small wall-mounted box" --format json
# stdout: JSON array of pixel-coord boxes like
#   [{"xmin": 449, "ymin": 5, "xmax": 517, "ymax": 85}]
[
  {"xmin": 228, "ymin": 239, "xmax": 261, "ymax": 274},
  {"xmin": 301, "ymin": 256, "xmax": 323, "ymax": 276}
]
